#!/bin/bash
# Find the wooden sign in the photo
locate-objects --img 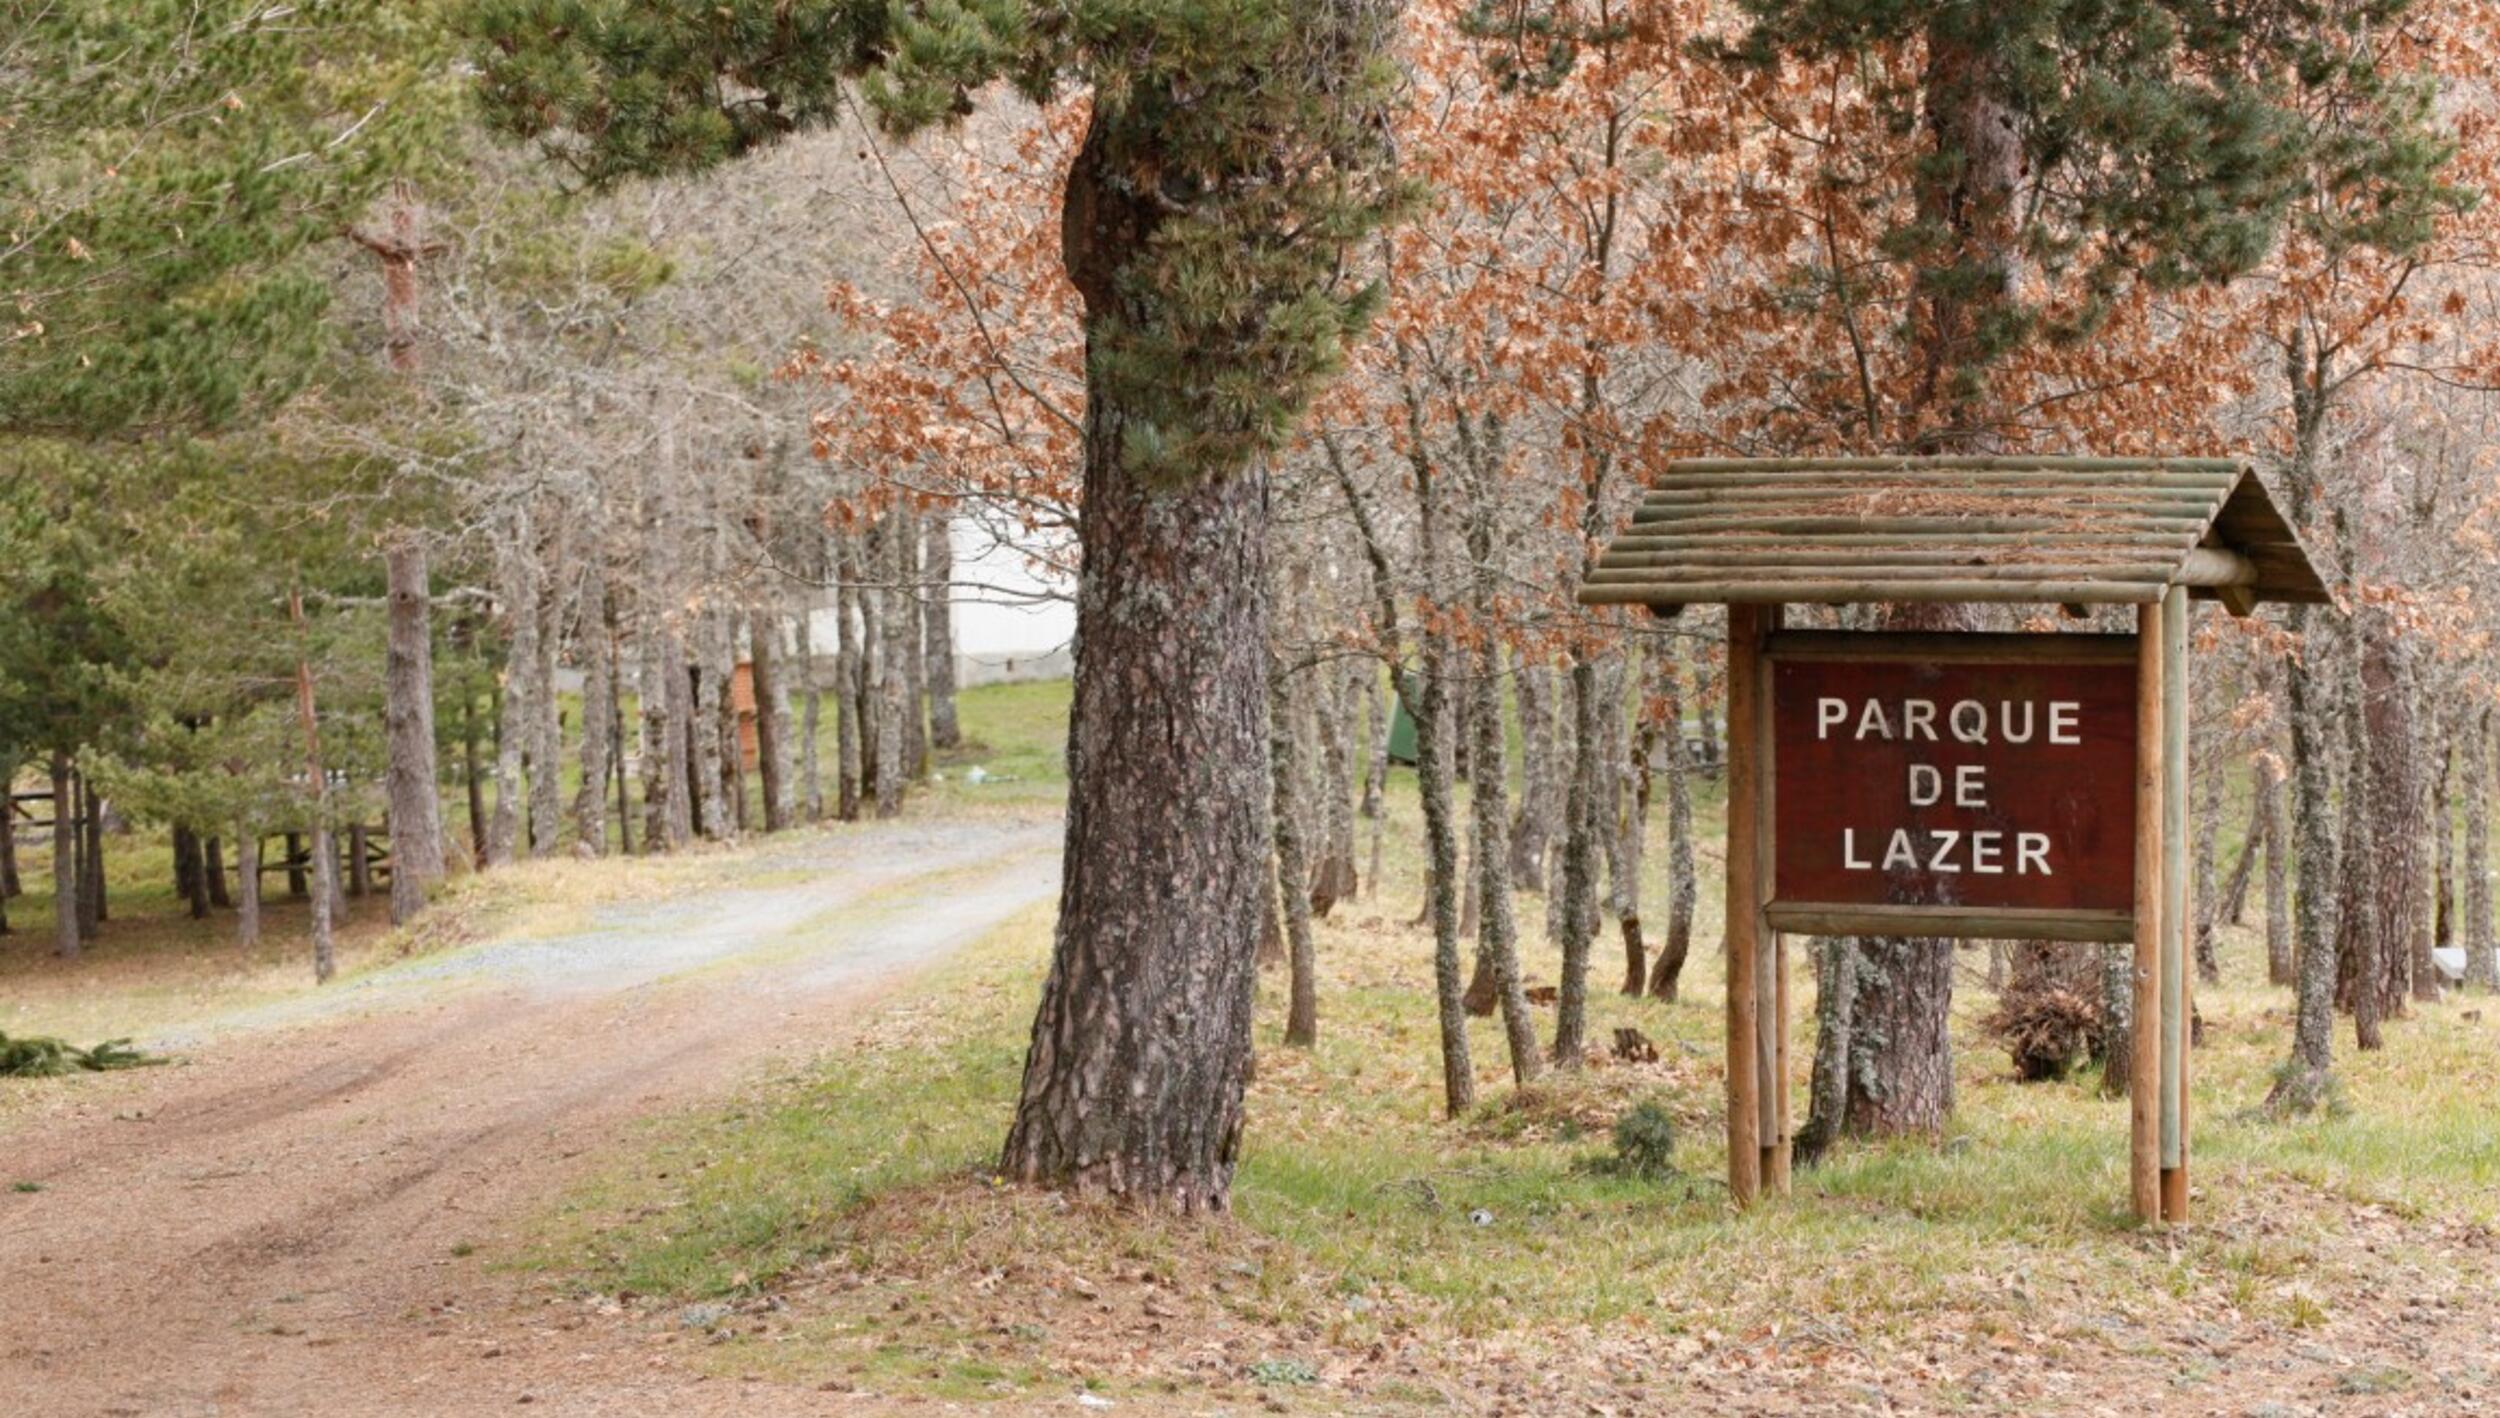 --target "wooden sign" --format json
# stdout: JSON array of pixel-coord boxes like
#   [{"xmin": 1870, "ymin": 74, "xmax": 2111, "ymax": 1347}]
[{"xmin": 1761, "ymin": 631, "xmax": 2137, "ymax": 942}]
